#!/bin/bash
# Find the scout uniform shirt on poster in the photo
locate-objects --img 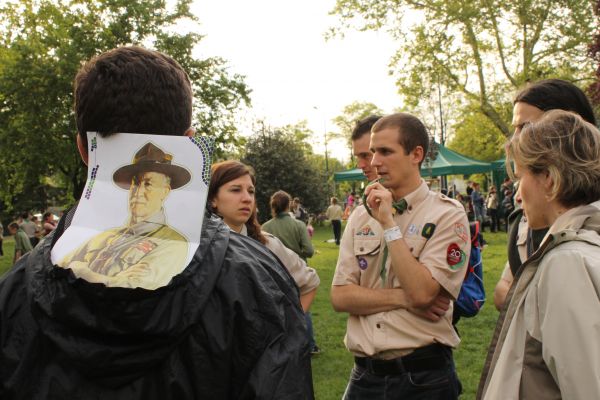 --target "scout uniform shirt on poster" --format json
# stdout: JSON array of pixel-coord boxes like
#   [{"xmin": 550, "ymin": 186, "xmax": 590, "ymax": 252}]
[{"xmin": 332, "ymin": 180, "xmax": 470, "ymax": 359}]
